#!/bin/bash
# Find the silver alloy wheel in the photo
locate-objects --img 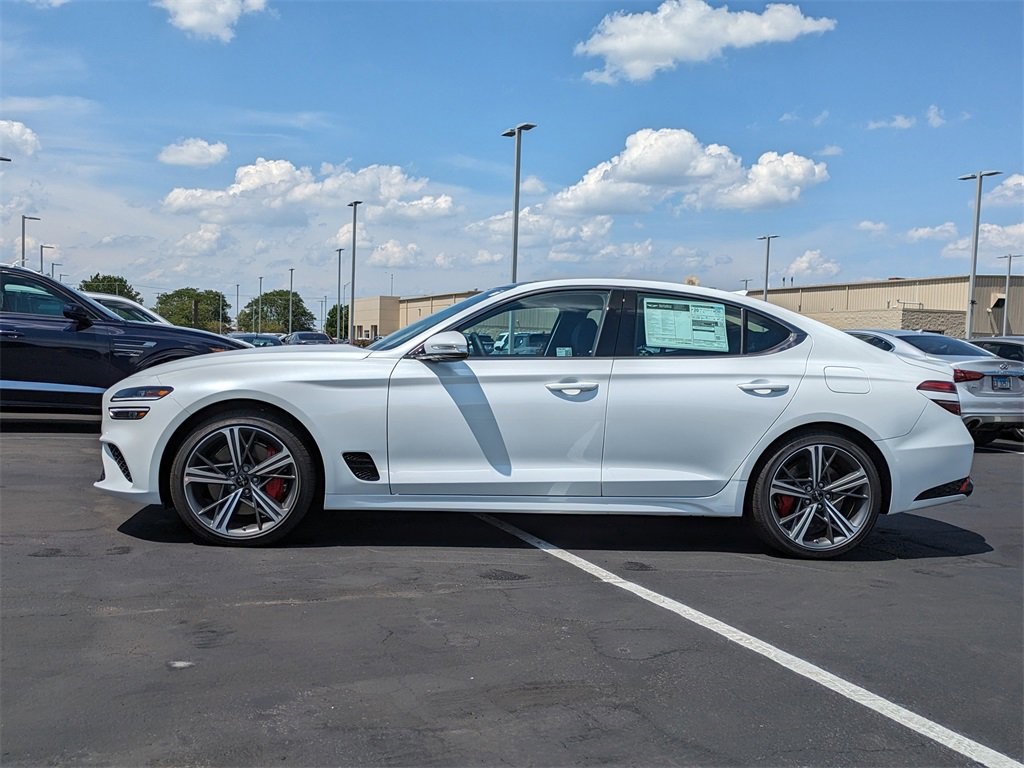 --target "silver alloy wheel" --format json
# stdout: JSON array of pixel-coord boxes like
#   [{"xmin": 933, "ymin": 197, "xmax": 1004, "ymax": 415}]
[
  {"xmin": 767, "ymin": 442, "xmax": 874, "ymax": 552},
  {"xmin": 180, "ymin": 424, "xmax": 301, "ymax": 540}
]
